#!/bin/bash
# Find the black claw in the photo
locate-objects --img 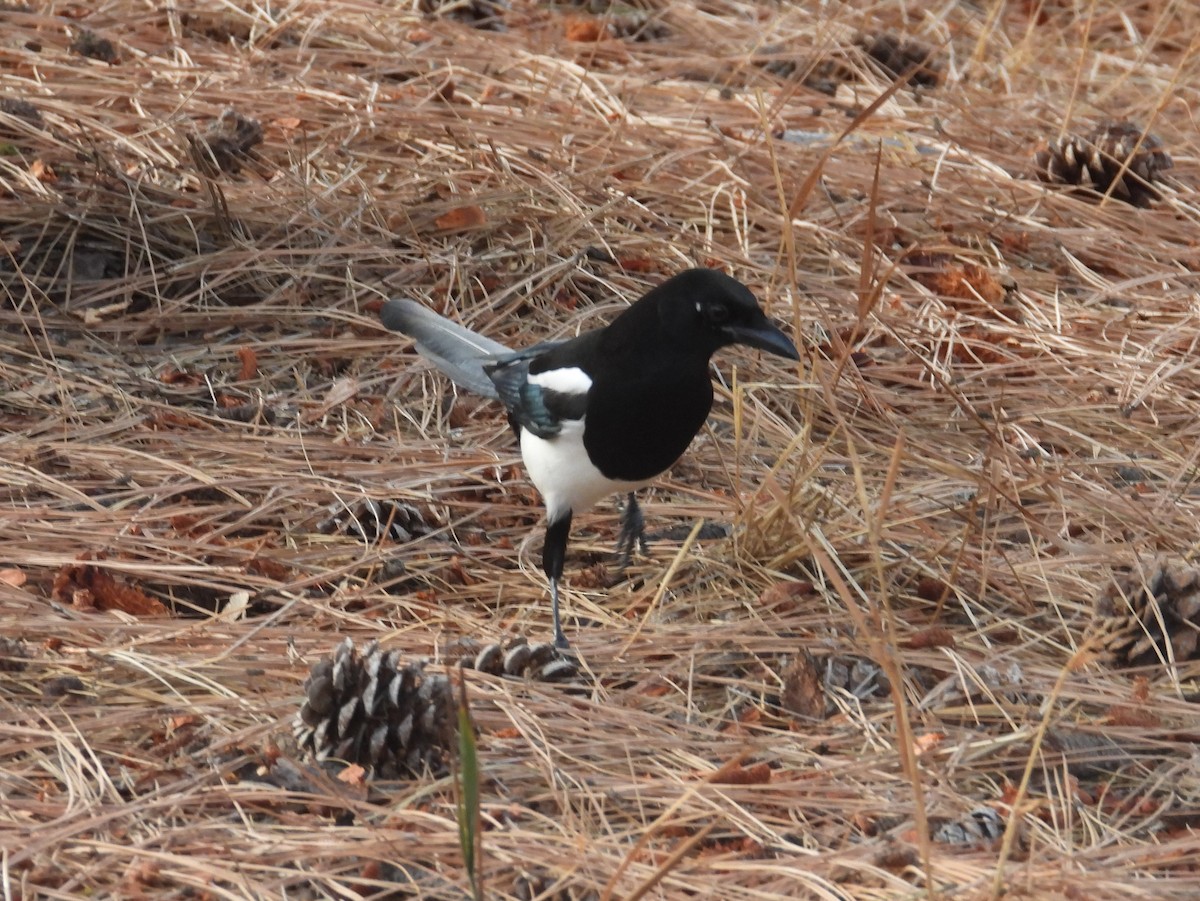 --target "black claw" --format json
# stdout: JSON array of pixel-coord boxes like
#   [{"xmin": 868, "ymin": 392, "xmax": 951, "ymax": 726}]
[{"xmin": 615, "ymin": 493, "xmax": 649, "ymax": 570}]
